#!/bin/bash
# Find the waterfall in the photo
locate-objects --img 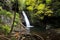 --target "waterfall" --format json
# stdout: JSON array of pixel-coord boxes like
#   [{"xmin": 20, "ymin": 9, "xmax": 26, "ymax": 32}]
[
  {"xmin": 22, "ymin": 11, "xmax": 33, "ymax": 34},
  {"xmin": 22, "ymin": 11, "xmax": 33, "ymax": 27}
]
